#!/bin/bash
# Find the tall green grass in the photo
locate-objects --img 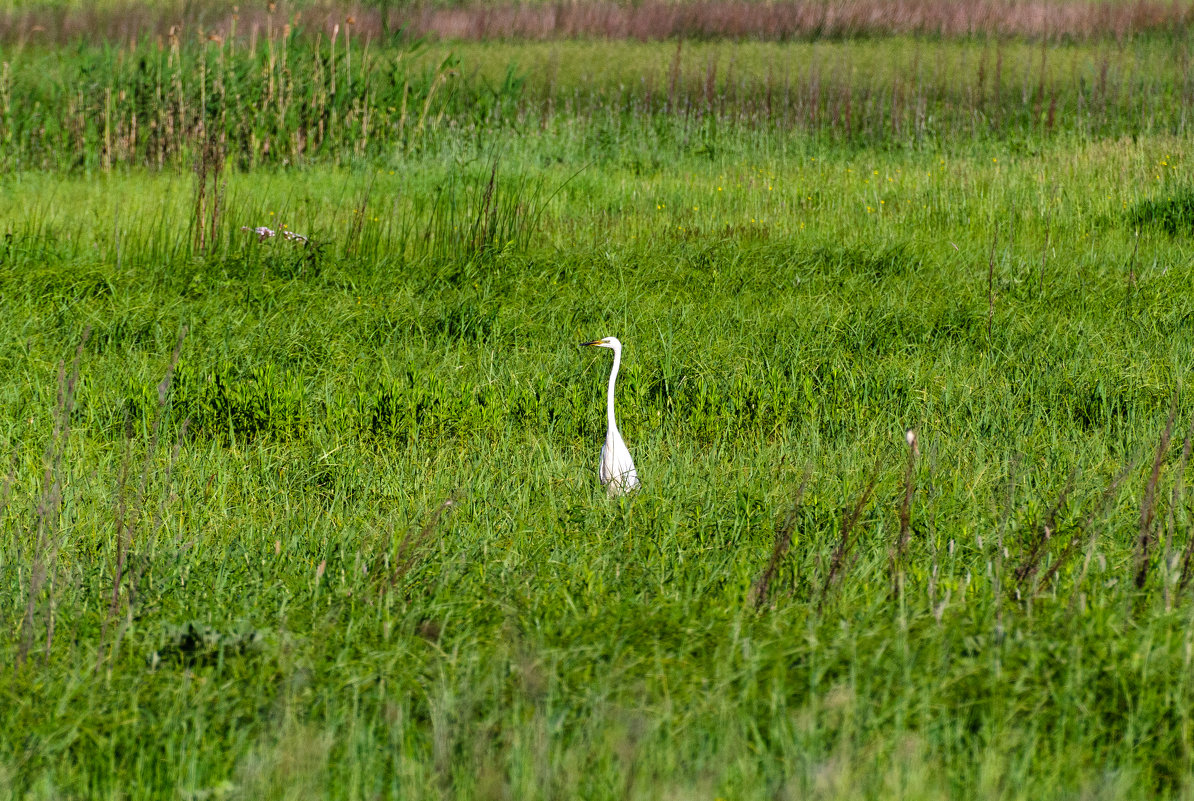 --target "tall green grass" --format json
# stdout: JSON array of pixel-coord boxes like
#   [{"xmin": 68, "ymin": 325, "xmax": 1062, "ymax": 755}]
[{"xmin": 4, "ymin": 27, "xmax": 1194, "ymax": 801}]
